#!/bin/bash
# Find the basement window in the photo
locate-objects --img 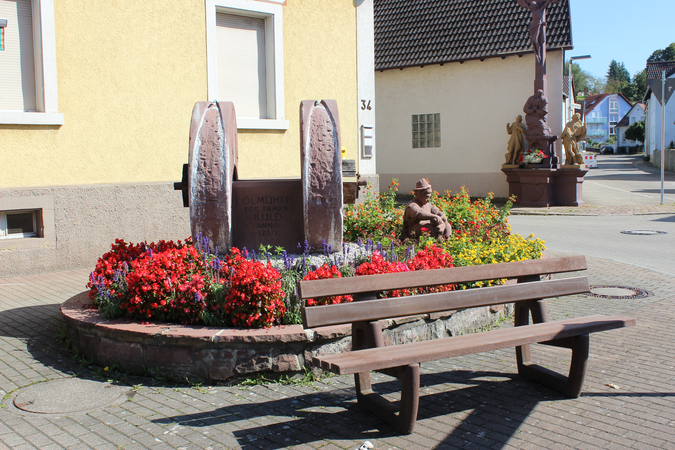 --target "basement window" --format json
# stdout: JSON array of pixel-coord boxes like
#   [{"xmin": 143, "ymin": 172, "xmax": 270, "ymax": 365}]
[
  {"xmin": 0, "ymin": 210, "xmax": 39, "ymax": 239},
  {"xmin": 412, "ymin": 113, "xmax": 441, "ymax": 148}
]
